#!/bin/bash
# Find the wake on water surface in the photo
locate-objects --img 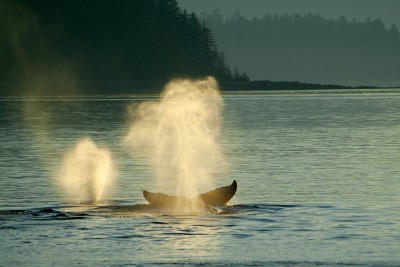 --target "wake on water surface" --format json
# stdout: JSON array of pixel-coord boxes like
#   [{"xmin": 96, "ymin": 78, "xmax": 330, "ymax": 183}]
[
  {"xmin": 0, "ymin": 203, "xmax": 285, "ymax": 220},
  {"xmin": 0, "ymin": 178, "xmax": 294, "ymax": 218}
]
